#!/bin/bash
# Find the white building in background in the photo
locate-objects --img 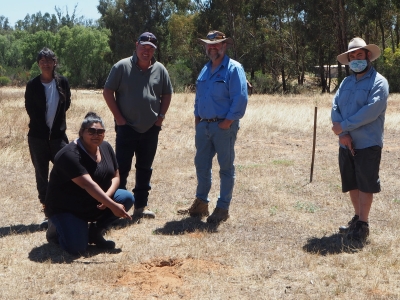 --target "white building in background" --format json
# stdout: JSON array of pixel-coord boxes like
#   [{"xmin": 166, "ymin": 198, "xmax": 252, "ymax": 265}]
[{"xmin": 314, "ymin": 65, "xmax": 345, "ymax": 78}]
